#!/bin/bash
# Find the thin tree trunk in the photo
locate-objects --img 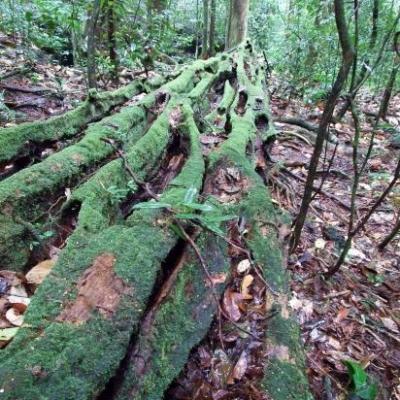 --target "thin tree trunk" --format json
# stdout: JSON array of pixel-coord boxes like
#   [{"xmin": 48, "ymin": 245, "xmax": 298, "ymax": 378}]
[
  {"xmin": 108, "ymin": 1, "xmax": 118, "ymax": 84},
  {"xmin": 195, "ymin": 0, "xmax": 200, "ymax": 58},
  {"xmin": 335, "ymin": 8, "xmax": 400, "ymax": 122},
  {"xmin": 225, "ymin": 0, "xmax": 250, "ymax": 50},
  {"xmin": 202, "ymin": 0, "xmax": 210, "ymax": 58},
  {"xmin": 370, "ymin": 0, "xmax": 379, "ymax": 50},
  {"xmin": 379, "ymin": 63, "xmax": 399, "ymax": 120},
  {"xmin": 350, "ymin": 0, "xmax": 359, "ymax": 91},
  {"xmin": 290, "ymin": 0, "xmax": 355, "ymax": 251},
  {"xmin": 87, "ymin": 0, "xmax": 101, "ymax": 90},
  {"xmin": 209, "ymin": 0, "xmax": 216, "ymax": 56}
]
